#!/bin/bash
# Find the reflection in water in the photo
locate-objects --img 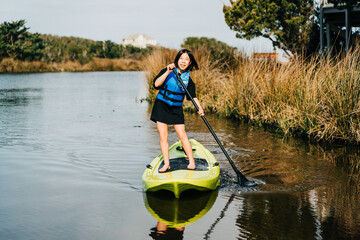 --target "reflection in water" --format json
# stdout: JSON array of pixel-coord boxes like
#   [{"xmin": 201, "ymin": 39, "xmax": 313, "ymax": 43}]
[
  {"xmin": 310, "ymin": 146, "xmax": 360, "ymax": 239},
  {"xmin": 144, "ymin": 190, "xmax": 218, "ymax": 239},
  {"xmin": 306, "ymin": 144, "xmax": 360, "ymax": 239},
  {"xmin": 204, "ymin": 194, "xmax": 235, "ymax": 239},
  {"xmin": 0, "ymin": 88, "xmax": 43, "ymax": 106},
  {"xmin": 319, "ymin": 144, "xmax": 360, "ymax": 179},
  {"xmin": 235, "ymin": 193, "xmax": 321, "ymax": 239},
  {"xmin": 149, "ymin": 222, "xmax": 184, "ymax": 240},
  {"xmin": 233, "ymin": 186, "xmax": 360, "ymax": 239}
]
